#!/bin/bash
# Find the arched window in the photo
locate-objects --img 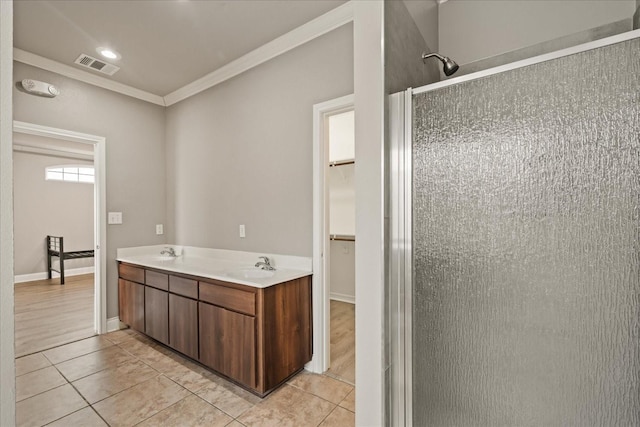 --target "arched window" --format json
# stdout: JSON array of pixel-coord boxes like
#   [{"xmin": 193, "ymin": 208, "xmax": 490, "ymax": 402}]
[{"xmin": 45, "ymin": 165, "xmax": 94, "ymax": 184}]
